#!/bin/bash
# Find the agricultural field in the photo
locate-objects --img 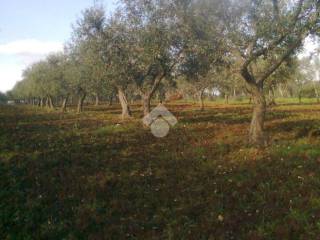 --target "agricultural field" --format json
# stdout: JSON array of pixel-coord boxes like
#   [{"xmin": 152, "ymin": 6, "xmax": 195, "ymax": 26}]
[
  {"xmin": 1, "ymin": 0, "xmax": 320, "ymax": 239},
  {"xmin": 1, "ymin": 101, "xmax": 320, "ymax": 239}
]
